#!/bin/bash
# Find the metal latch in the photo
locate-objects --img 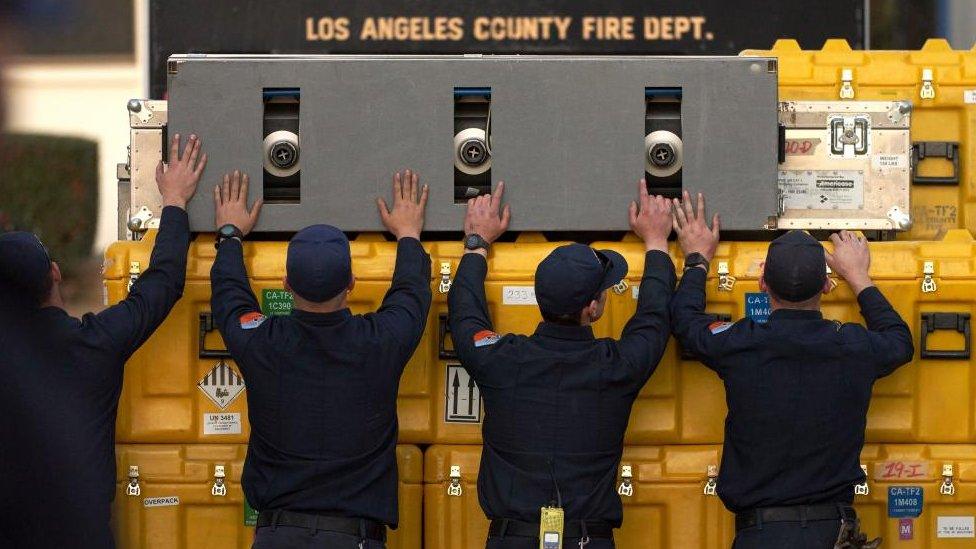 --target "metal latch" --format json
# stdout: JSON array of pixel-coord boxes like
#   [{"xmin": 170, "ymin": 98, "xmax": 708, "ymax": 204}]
[
  {"xmin": 127, "ymin": 261, "xmax": 141, "ymax": 292},
  {"xmin": 438, "ymin": 262, "xmax": 453, "ymax": 294},
  {"xmin": 830, "ymin": 115, "xmax": 869, "ymax": 156},
  {"xmin": 839, "ymin": 68, "xmax": 855, "ymax": 99},
  {"xmin": 126, "ymin": 465, "xmax": 141, "ymax": 496},
  {"xmin": 211, "ymin": 465, "xmax": 227, "ymax": 497},
  {"xmin": 612, "ymin": 279, "xmax": 629, "ymax": 295},
  {"xmin": 921, "ymin": 261, "xmax": 937, "ymax": 293},
  {"xmin": 717, "ymin": 262, "xmax": 735, "ymax": 292},
  {"xmin": 825, "ymin": 265, "xmax": 838, "ymax": 293},
  {"xmin": 920, "ymin": 68, "xmax": 935, "ymax": 100},
  {"xmin": 703, "ymin": 465, "xmax": 718, "ymax": 496},
  {"xmin": 940, "ymin": 463, "xmax": 955, "ymax": 496},
  {"xmin": 447, "ymin": 465, "xmax": 463, "ymax": 496},
  {"xmin": 617, "ymin": 465, "xmax": 634, "ymax": 497},
  {"xmin": 854, "ymin": 464, "xmax": 869, "ymax": 496}
]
